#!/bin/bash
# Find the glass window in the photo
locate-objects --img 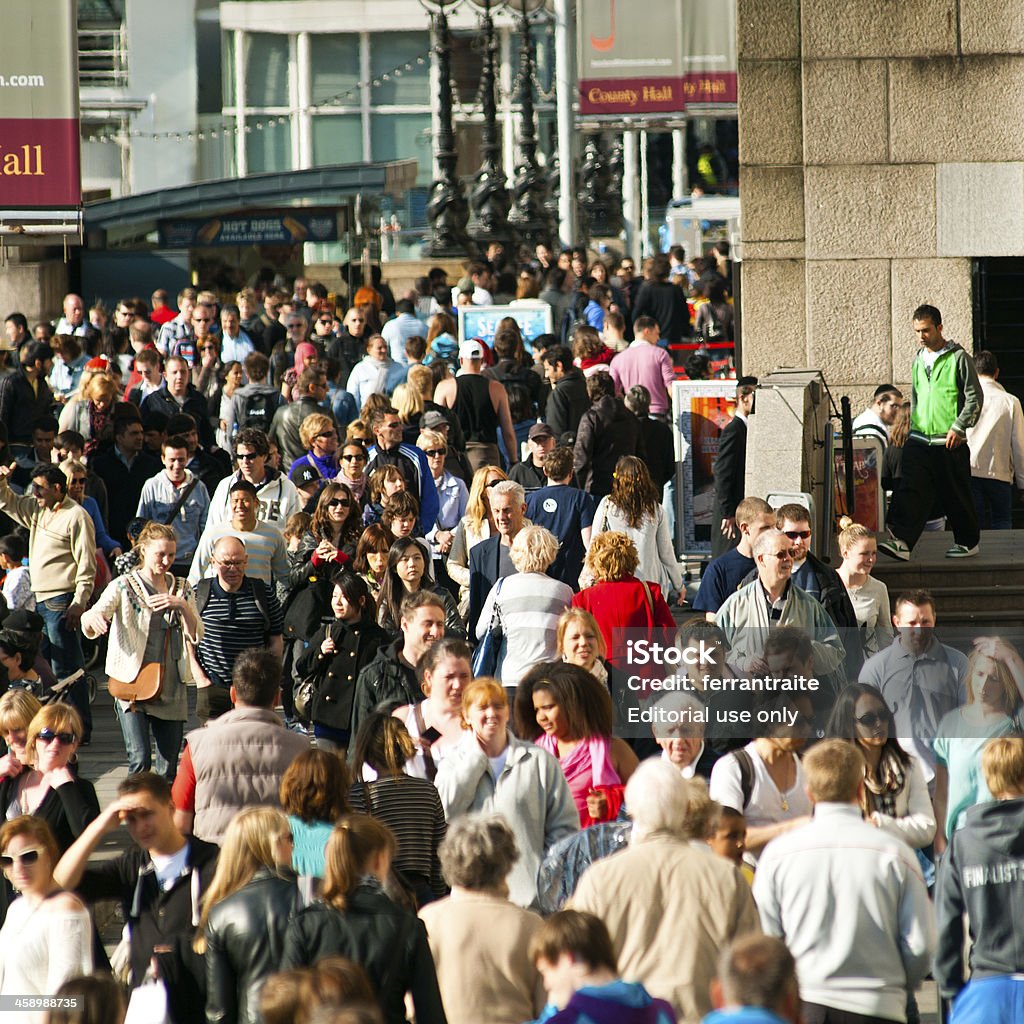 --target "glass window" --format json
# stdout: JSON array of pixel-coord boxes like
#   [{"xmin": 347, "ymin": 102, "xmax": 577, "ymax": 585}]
[
  {"xmin": 246, "ymin": 120, "xmax": 291, "ymax": 174},
  {"xmin": 246, "ymin": 33, "xmax": 289, "ymax": 108},
  {"xmin": 311, "ymin": 34, "xmax": 361, "ymax": 107},
  {"xmin": 222, "ymin": 30, "xmax": 235, "ymax": 107},
  {"xmin": 370, "ymin": 113, "xmax": 432, "ymax": 186},
  {"xmin": 312, "ymin": 115, "xmax": 364, "ymax": 166},
  {"xmin": 450, "ymin": 33, "xmax": 484, "ymax": 107},
  {"xmin": 368, "ymin": 32, "xmax": 429, "ymax": 106}
]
